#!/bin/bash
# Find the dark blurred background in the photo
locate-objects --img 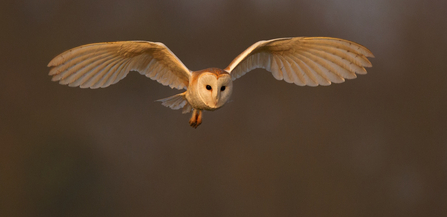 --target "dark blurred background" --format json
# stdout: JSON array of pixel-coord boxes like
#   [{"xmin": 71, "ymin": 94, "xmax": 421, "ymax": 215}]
[{"xmin": 1, "ymin": 0, "xmax": 446, "ymax": 216}]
